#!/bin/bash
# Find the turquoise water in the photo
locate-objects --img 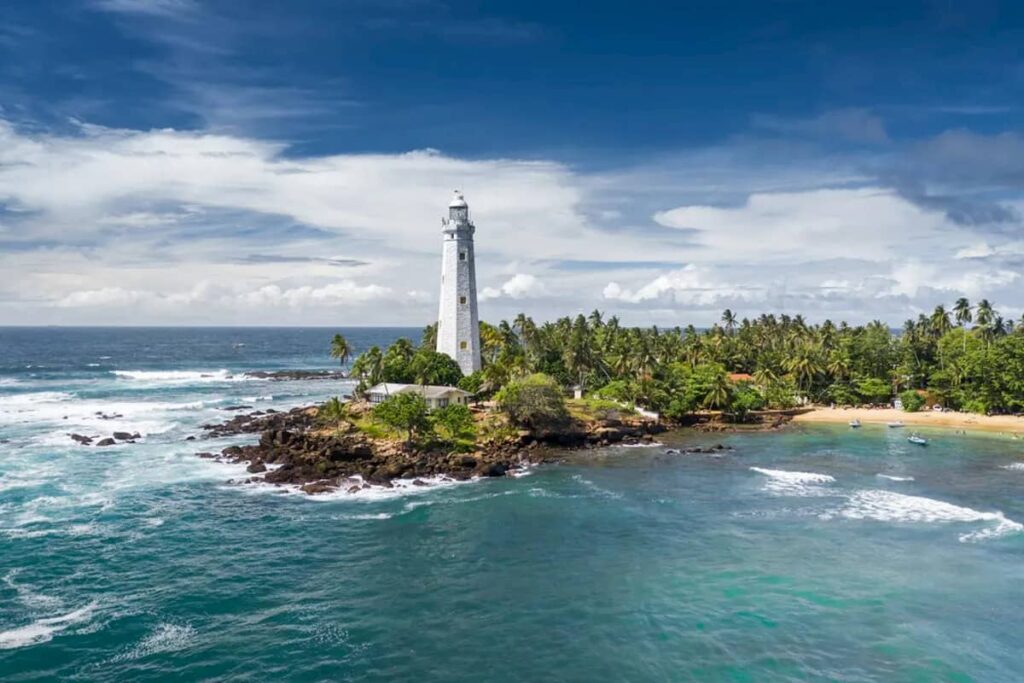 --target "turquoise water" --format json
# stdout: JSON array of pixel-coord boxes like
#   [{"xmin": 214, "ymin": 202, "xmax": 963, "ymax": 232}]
[{"xmin": 2, "ymin": 329, "xmax": 1024, "ymax": 681}]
